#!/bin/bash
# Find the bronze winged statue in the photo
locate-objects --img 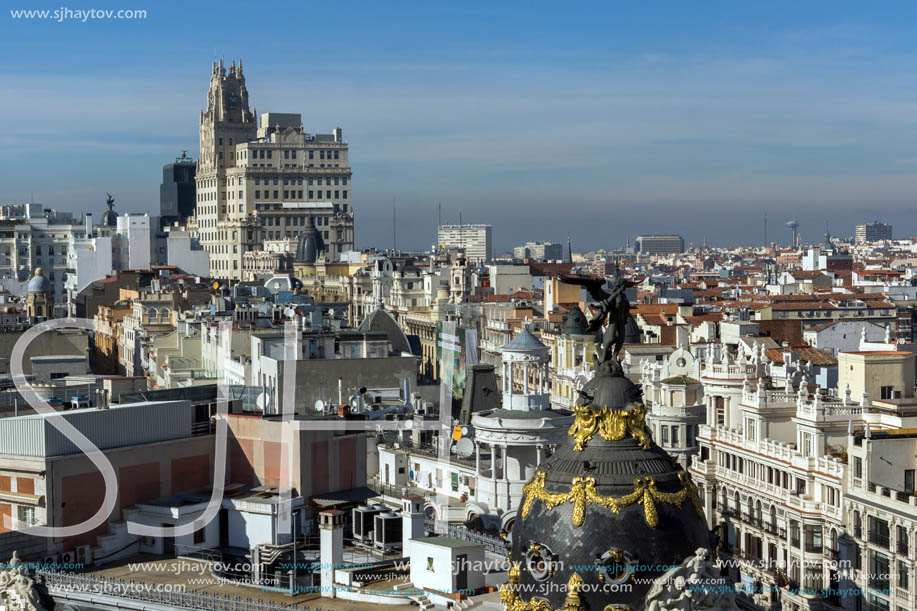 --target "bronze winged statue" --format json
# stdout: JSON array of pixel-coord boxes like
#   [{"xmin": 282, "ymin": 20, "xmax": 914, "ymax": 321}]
[{"xmin": 560, "ymin": 274, "xmax": 637, "ymax": 373}]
